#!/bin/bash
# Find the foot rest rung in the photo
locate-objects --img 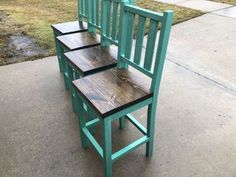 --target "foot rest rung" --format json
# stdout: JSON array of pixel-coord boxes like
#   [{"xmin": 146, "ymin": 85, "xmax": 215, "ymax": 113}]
[
  {"xmin": 112, "ymin": 136, "xmax": 149, "ymax": 162},
  {"xmin": 85, "ymin": 118, "xmax": 100, "ymax": 128}
]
